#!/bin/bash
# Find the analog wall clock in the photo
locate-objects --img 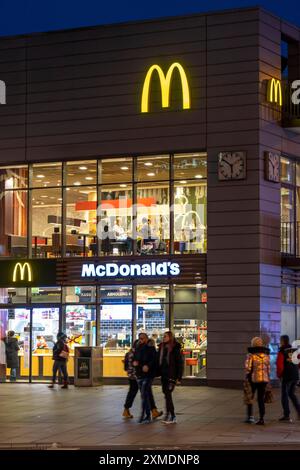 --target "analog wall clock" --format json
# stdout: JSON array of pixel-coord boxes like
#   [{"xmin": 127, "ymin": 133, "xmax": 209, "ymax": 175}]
[
  {"xmin": 264, "ymin": 151, "xmax": 280, "ymax": 183},
  {"xmin": 218, "ymin": 151, "xmax": 246, "ymax": 181}
]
